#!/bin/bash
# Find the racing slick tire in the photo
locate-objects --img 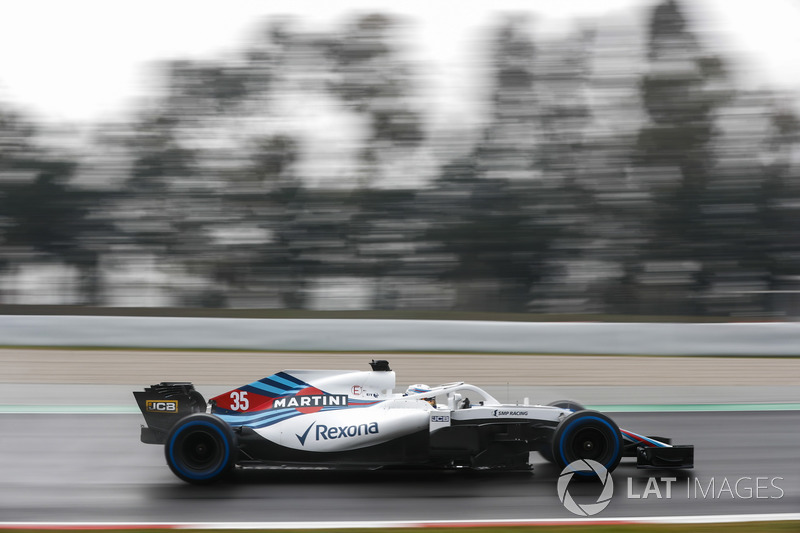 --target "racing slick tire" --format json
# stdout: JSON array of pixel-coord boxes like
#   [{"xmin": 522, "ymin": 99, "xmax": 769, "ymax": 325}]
[
  {"xmin": 547, "ymin": 400, "xmax": 585, "ymax": 412},
  {"xmin": 550, "ymin": 410, "xmax": 623, "ymax": 475},
  {"xmin": 539, "ymin": 401, "xmax": 586, "ymax": 463},
  {"xmin": 164, "ymin": 413, "xmax": 236, "ymax": 484}
]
